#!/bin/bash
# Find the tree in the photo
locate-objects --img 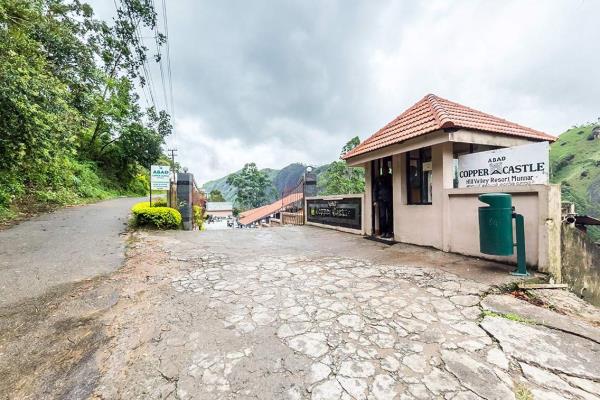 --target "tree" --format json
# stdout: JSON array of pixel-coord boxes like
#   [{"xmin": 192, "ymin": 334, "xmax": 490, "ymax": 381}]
[
  {"xmin": 208, "ymin": 189, "xmax": 226, "ymax": 202},
  {"xmin": 0, "ymin": 0, "xmax": 171, "ymax": 214},
  {"xmin": 318, "ymin": 137, "xmax": 365, "ymax": 195},
  {"xmin": 226, "ymin": 163, "xmax": 274, "ymax": 210},
  {"xmin": 341, "ymin": 136, "xmax": 361, "ymax": 157}
]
